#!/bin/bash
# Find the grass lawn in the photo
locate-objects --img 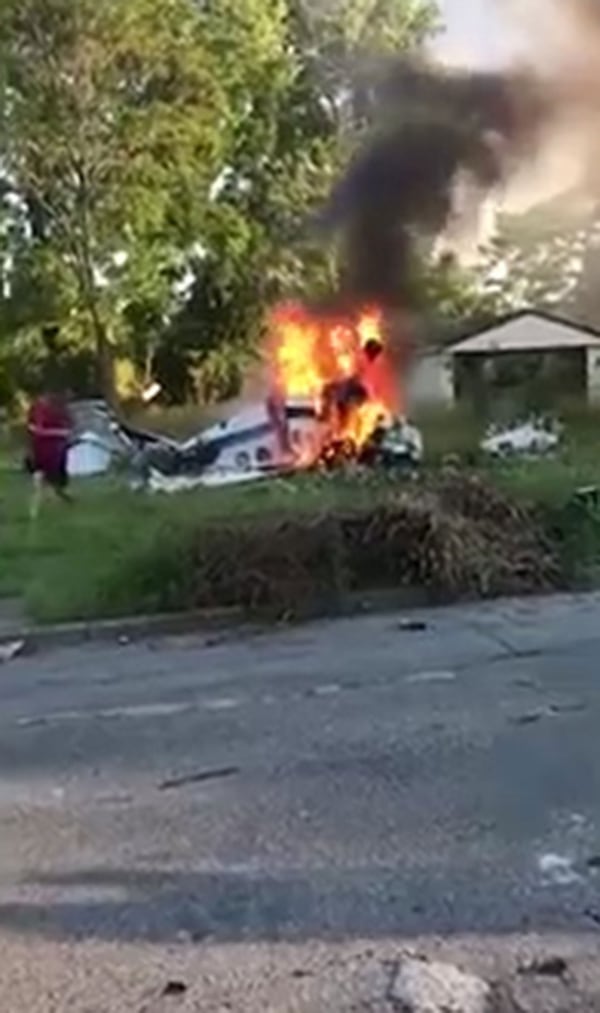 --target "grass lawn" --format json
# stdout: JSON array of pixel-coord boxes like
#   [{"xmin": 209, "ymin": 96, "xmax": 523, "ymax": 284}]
[
  {"xmin": 2, "ymin": 404, "xmax": 600, "ymax": 624},
  {"xmin": 0, "ymin": 464, "xmax": 406, "ymax": 622}
]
